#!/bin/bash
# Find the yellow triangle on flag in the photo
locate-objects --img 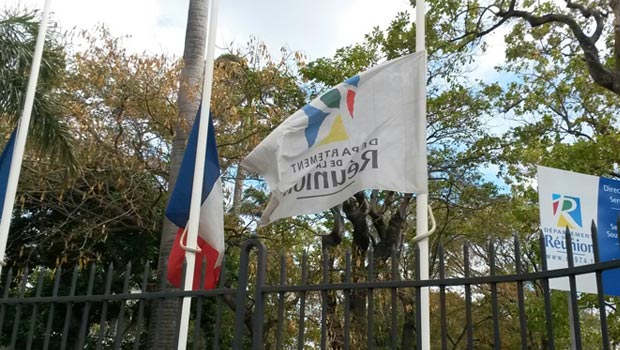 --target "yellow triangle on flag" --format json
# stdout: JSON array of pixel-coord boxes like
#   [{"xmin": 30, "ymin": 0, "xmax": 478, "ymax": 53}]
[
  {"xmin": 557, "ymin": 215, "xmax": 574, "ymax": 229},
  {"xmin": 318, "ymin": 114, "xmax": 348, "ymax": 146}
]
